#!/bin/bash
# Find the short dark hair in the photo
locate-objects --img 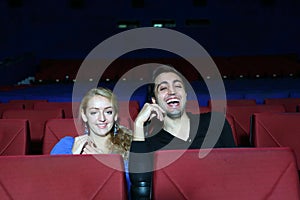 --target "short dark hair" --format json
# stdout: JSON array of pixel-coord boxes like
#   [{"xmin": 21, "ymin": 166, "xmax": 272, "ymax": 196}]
[{"xmin": 152, "ymin": 65, "xmax": 185, "ymax": 83}]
